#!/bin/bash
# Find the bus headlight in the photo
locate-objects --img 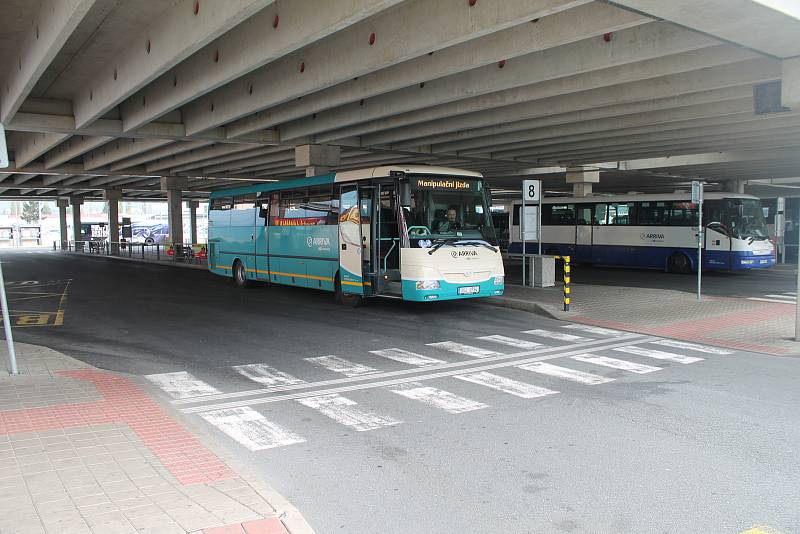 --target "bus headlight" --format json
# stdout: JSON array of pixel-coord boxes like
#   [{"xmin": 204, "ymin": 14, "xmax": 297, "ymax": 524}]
[
  {"xmin": 416, "ymin": 280, "xmax": 440, "ymax": 290},
  {"xmin": 493, "ymin": 276, "xmax": 504, "ymax": 286}
]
